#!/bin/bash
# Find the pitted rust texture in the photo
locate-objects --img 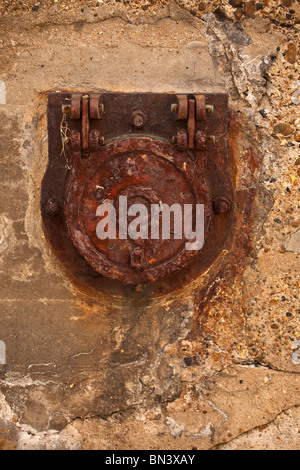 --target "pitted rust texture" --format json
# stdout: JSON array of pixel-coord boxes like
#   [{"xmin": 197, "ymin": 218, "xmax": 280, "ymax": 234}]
[
  {"xmin": 42, "ymin": 92, "xmax": 233, "ymax": 295},
  {"xmin": 65, "ymin": 137, "xmax": 212, "ymax": 284}
]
